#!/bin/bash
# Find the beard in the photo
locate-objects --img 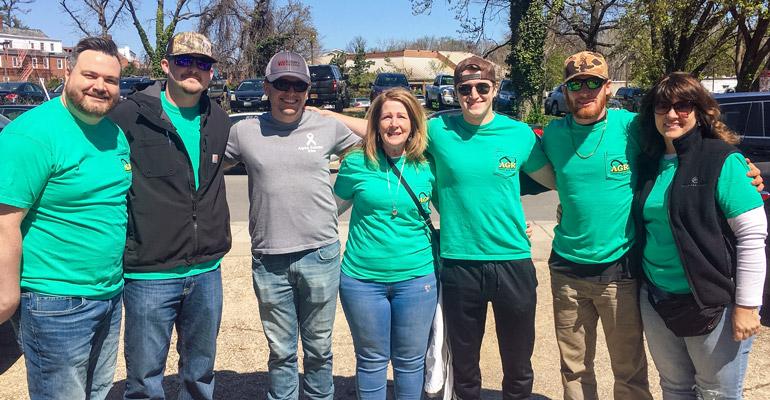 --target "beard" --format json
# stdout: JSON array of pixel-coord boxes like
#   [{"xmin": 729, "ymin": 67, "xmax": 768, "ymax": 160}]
[
  {"xmin": 567, "ymin": 92, "xmax": 608, "ymax": 120},
  {"xmin": 65, "ymin": 86, "xmax": 118, "ymax": 117}
]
